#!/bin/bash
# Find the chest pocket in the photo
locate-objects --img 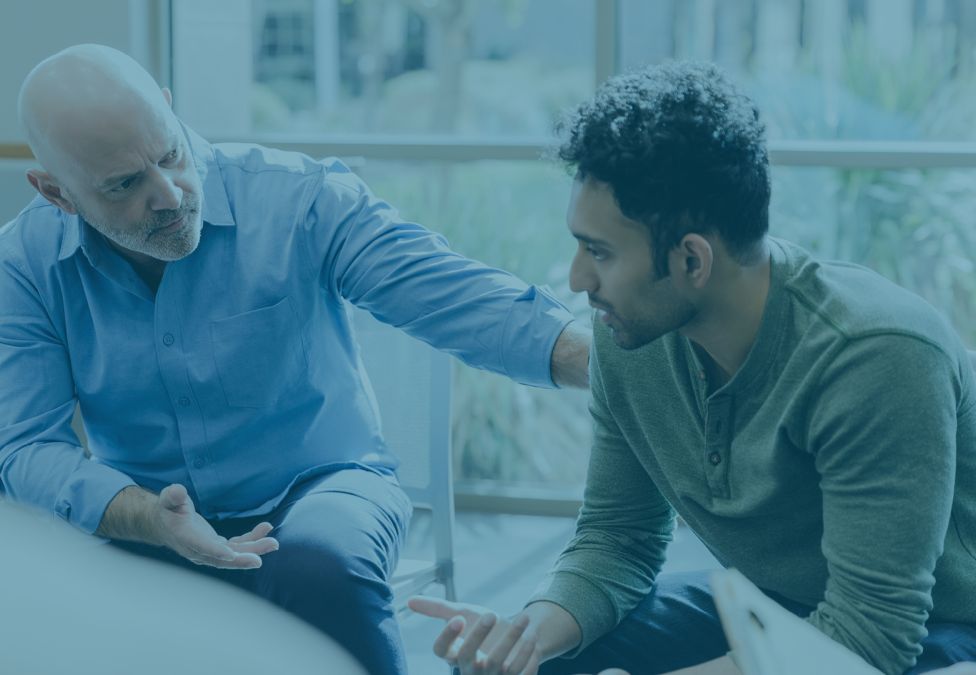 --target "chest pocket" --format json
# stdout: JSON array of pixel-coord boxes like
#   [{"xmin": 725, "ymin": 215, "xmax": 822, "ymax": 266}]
[{"xmin": 210, "ymin": 297, "xmax": 308, "ymax": 408}]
